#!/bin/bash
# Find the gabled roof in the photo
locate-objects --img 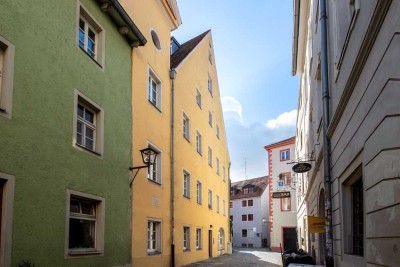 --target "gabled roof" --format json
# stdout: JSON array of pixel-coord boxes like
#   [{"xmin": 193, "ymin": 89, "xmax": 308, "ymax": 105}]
[
  {"xmin": 170, "ymin": 30, "xmax": 210, "ymax": 69},
  {"xmin": 264, "ymin": 136, "xmax": 296, "ymax": 150},
  {"xmin": 230, "ymin": 176, "xmax": 268, "ymax": 200}
]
